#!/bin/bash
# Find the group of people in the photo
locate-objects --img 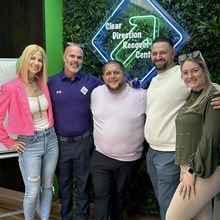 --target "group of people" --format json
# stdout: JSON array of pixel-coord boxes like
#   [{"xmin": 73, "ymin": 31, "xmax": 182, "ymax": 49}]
[{"xmin": 0, "ymin": 36, "xmax": 220, "ymax": 220}]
